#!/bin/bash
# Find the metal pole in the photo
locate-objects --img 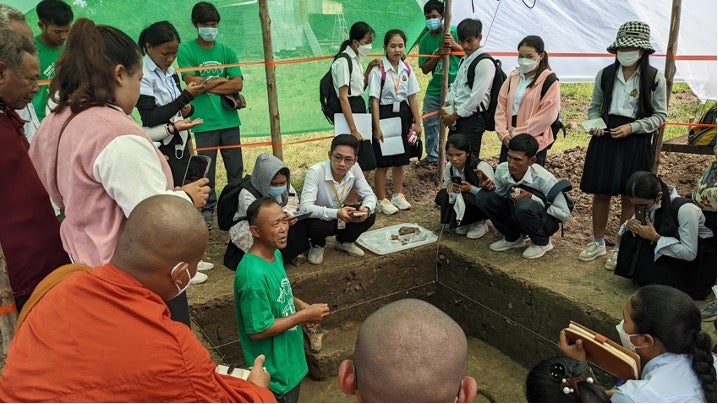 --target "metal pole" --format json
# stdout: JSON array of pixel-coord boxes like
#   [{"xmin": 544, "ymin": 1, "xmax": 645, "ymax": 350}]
[
  {"xmin": 437, "ymin": 0, "xmax": 452, "ymax": 183},
  {"xmin": 651, "ymin": 0, "xmax": 681, "ymax": 172},
  {"xmin": 258, "ymin": 0, "xmax": 283, "ymax": 160}
]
